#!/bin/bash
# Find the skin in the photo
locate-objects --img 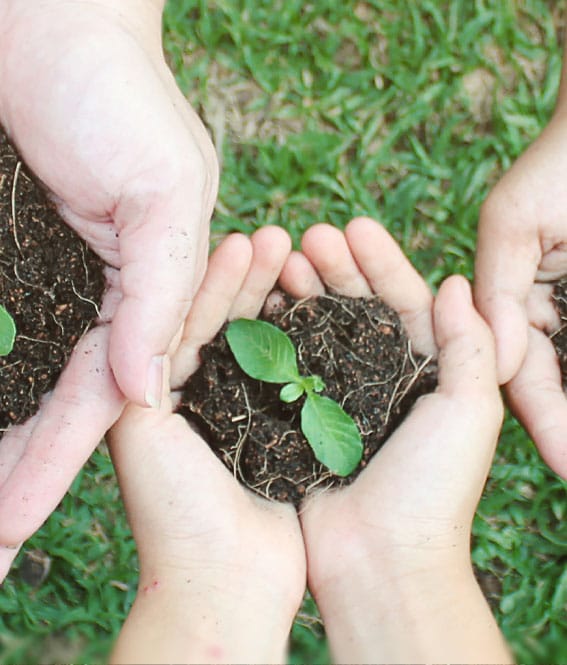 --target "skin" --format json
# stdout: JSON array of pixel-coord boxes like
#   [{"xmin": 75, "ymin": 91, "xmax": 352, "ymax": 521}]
[
  {"xmin": 285, "ymin": 219, "xmax": 511, "ymax": 663},
  {"xmin": 108, "ymin": 218, "xmax": 512, "ymax": 664},
  {"xmin": 475, "ymin": 43, "xmax": 567, "ymax": 478},
  {"xmin": 0, "ymin": 0, "xmax": 218, "ymax": 567},
  {"xmin": 108, "ymin": 227, "xmax": 306, "ymax": 664}
]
